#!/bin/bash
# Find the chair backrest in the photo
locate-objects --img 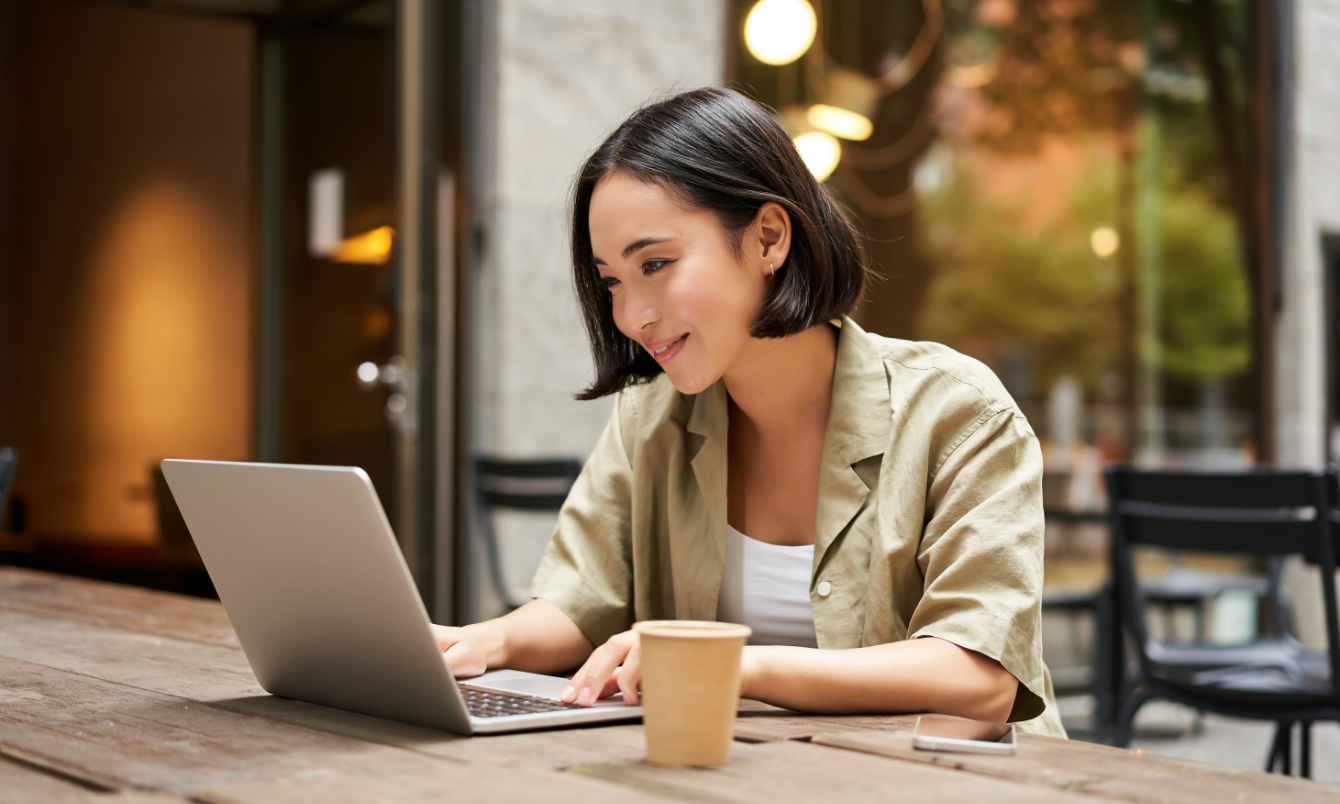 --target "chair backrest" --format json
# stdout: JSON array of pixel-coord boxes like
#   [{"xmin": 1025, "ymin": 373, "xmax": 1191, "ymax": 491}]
[
  {"xmin": 0, "ymin": 447, "xmax": 17, "ymax": 528},
  {"xmin": 475, "ymin": 457, "xmax": 583, "ymax": 511},
  {"xmin": 473, "ymin": 456, "xmax": 583, "ymax": 609},
  {"xmin": 1106, "ymin": 467, "xmax": 1340, "ymax": 700}
]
